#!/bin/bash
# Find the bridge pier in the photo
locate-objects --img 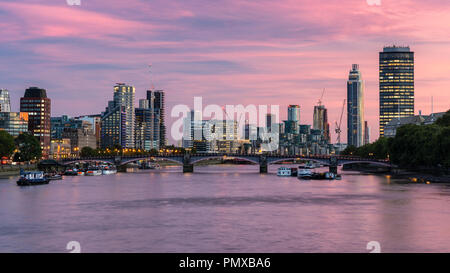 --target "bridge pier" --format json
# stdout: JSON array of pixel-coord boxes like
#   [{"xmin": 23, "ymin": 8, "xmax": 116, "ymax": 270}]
[
  {"xmin": 329, "ymin": 156, "xmax": 338, "ymax": 174},
  {"xmin": 183, "ymin": 163, "xmax": 194, "ymax": 173},
  {"xmin": 117, "ymin": 165, "xmax": 127, "ymax": 173},
  {"xmin": 183, "ymin": 154, "xmax": 193, "ymax": 173},
  {"xmin": 259, "ymin": 155, "xmax": 268, "ymax": 174}
]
